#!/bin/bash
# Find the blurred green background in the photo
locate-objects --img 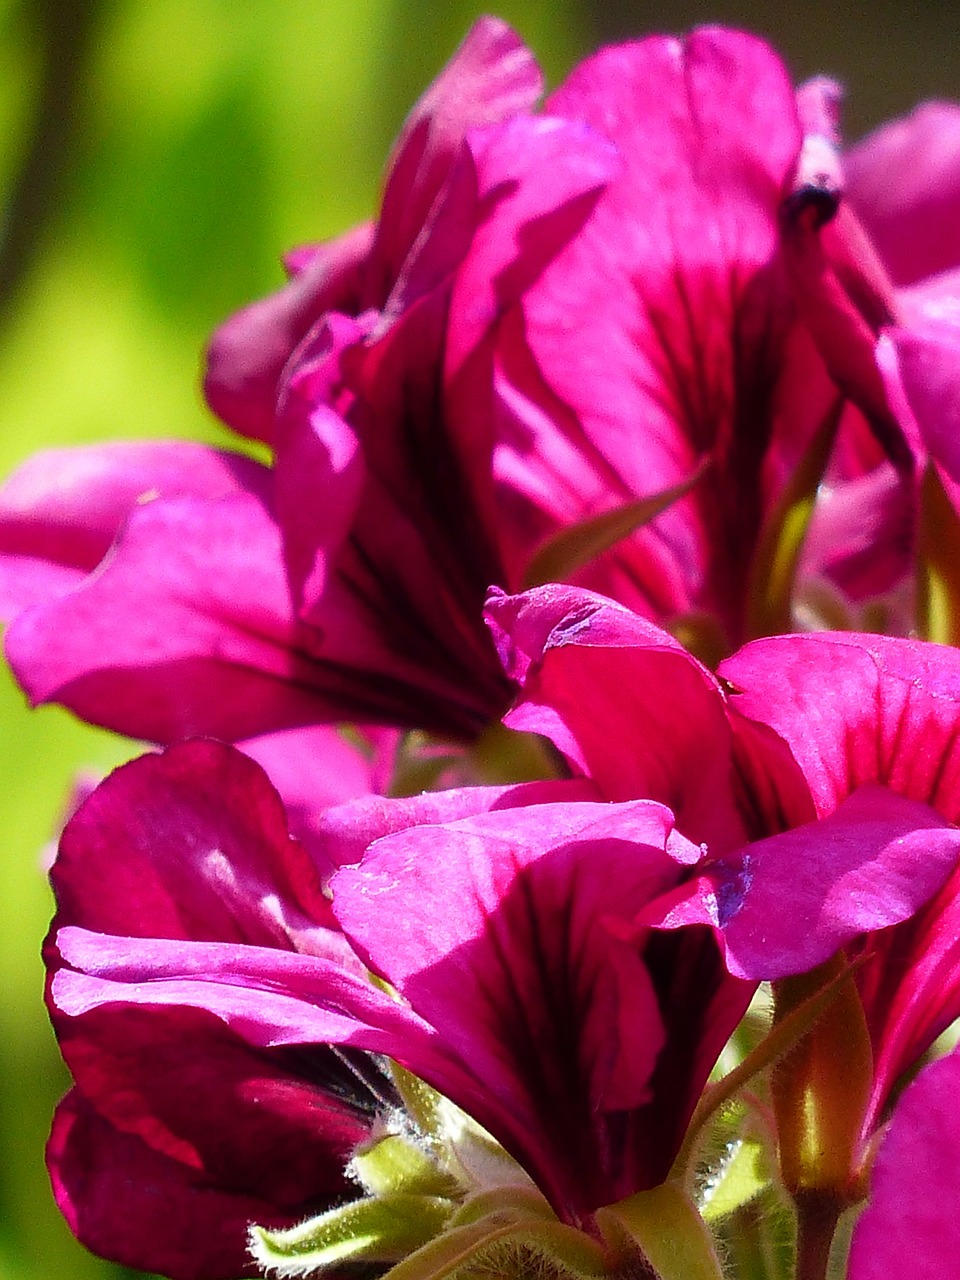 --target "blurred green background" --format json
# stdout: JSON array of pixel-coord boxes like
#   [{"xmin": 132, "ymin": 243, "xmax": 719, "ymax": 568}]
[{"xmin": 0, "ymin": 1, "xmax": 957, "ymax": 1276}]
